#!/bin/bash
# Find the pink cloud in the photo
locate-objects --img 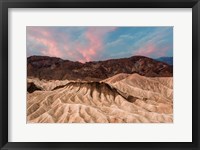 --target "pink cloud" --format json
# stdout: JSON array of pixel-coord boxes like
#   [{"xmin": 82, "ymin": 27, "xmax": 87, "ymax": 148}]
[
  {"xmin": 157, "ymin": 45, "xmax": 171, "ymax": 57},
  {"xmin": 135, "ymin": 43, "xmax": 156, "ymax": 56},
  {"xmin": 27, "ymin": 27, "xmax": 117, "ymax": 63},
  {"xmin": 27, "ymin": 27, "xmax": 51, "ymax": 38},
  {"xmin": 76, "ymin": 27, "xmax": 117, "ymax": 62},
  {"xmin": 27, "ymin": 27, "xmax": 63, "ymax": 58},
  {"xmin": 134, "ymin": 43, "xmax": 170, "ymax": 58},
  {"xmin": 35, "ymin": 38, "xmax": 62, "ymax": 57}
]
